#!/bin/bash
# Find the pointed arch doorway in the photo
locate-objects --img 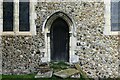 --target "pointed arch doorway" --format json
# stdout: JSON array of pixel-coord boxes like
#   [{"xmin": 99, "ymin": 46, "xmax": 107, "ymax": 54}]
[
  {"xmin": 42, "ymin": 11, "xmax": 79, "ymax": 63},
  {"xmin": 50, "ymin": 17, "xmax": 69, "ymax": 62}
]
